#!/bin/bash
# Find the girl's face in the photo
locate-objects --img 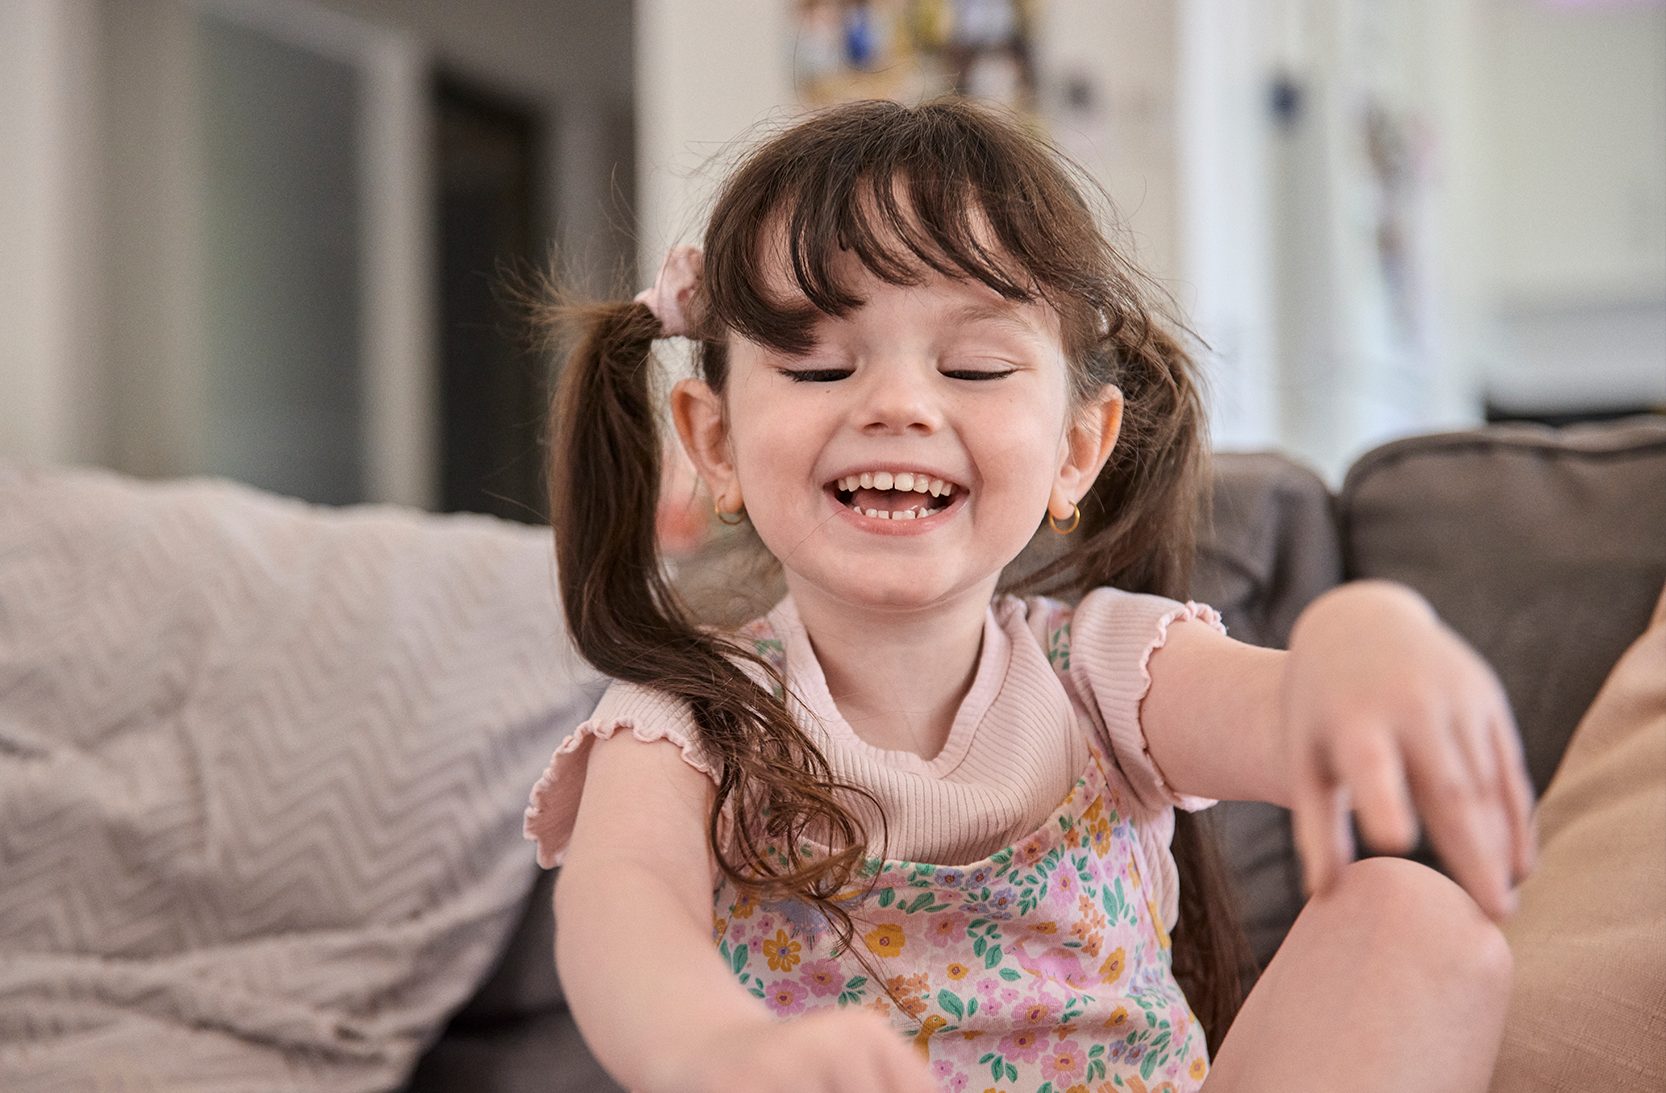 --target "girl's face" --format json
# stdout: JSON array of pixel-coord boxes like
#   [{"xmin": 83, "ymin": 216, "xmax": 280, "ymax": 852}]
[{"xmin": 674, "ymin": 255, "xmax": 1122, "ymax": 619}]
